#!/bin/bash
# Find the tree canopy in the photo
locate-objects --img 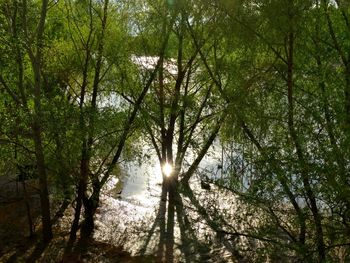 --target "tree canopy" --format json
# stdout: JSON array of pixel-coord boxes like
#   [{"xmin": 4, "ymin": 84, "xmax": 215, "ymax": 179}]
[{"xmin": 0, "ymin": 0, "xmax": 349, "ymax": 262}]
